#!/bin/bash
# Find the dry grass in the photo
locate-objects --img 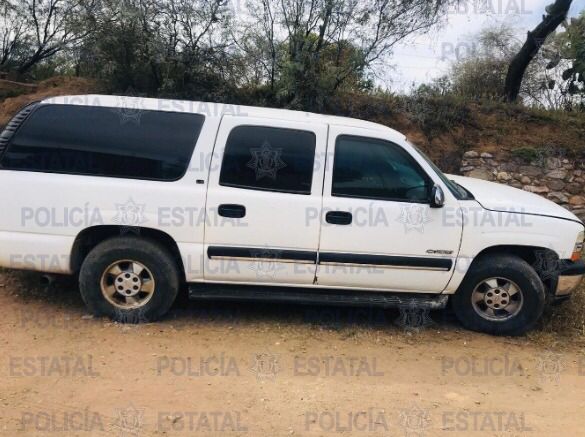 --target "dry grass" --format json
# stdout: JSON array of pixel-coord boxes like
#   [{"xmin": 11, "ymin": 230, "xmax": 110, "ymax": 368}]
[
  {"xmin": 528, "ymin": 283, "xmax": 585, "ymax": 349},
  {"xmin": 548, "ymin": 283, "xmax": 585, "ymax": 335},
  {"xmin": 0, "ymin": 76, "xmax": 99, "ymax": 125}
]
